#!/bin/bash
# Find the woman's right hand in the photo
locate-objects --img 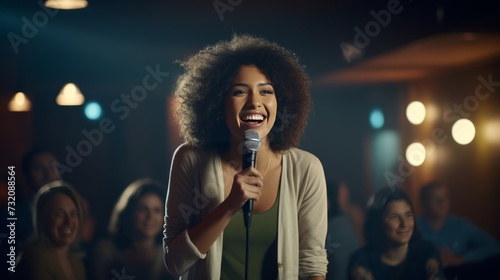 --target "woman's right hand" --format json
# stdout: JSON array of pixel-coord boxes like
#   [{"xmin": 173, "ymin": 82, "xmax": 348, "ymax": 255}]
[{"xmin": 224, "ymin": 167, "xmax": 263, "ymax": 214}]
